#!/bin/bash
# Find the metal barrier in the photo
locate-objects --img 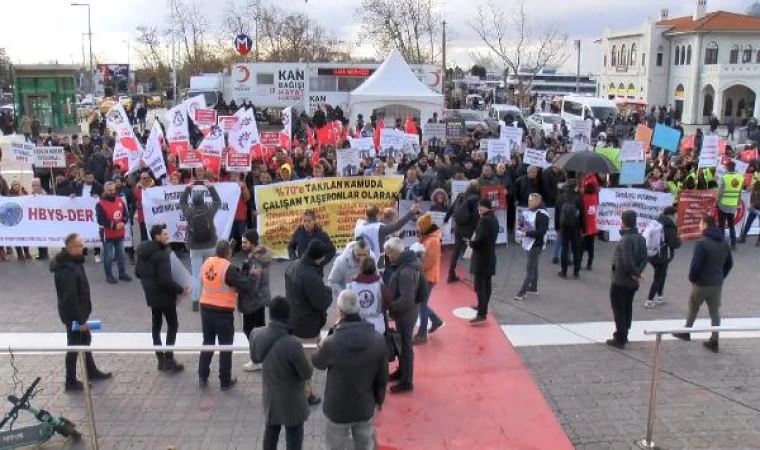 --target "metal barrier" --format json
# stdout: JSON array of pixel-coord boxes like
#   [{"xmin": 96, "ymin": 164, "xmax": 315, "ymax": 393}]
[
  {"xmin": 0, "ymin": 344, "xmax": 318, "ymax": 450},
  {"xmin": 638, "ymin": 326, "xmax": 760, "ymax": 450}
]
